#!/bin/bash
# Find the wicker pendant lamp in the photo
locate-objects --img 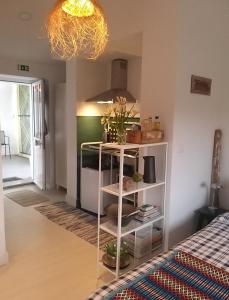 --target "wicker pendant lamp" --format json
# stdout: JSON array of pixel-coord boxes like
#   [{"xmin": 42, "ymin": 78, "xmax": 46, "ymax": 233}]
[{"xmin": 47, "ymin": 0, "xmax": 108, "ymax": 60}]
